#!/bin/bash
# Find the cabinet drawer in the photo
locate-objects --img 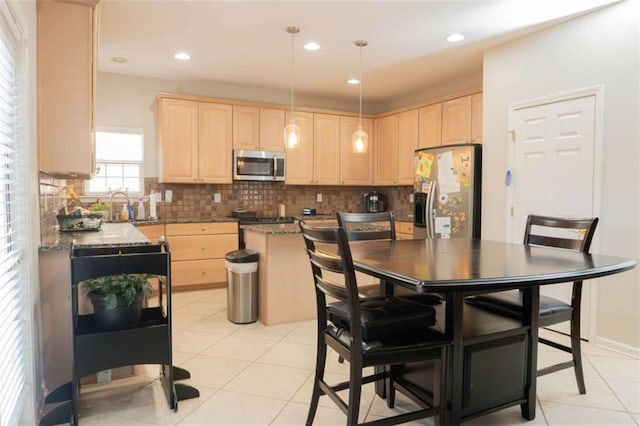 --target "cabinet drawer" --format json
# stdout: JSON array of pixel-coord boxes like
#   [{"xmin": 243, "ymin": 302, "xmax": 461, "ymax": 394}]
[
  {"xmin": 172, "ymin": 259, "xmax": 227, "ymax": 286},
  {"xmin": 397, "ymin": 221, "xmax": 414, "ymax": 235},
  {"xmin": 165, "ymin": 221, "xmax": 238, "ymax": 236},
  {"xmin": 169, "ymin": 234, "xmax": 238, "ymax": 261}
]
